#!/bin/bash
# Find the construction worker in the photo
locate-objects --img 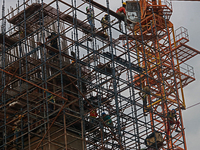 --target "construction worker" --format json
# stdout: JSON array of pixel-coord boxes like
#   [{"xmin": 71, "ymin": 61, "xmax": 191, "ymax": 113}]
[
  {"xmin": 69, "ymin": 51, "xmax": 77, "ymax": 75},
  {"xmin": 101, "ymin": 14, "xmax": 109, "ymax": 36},
  {"xmin": 46, "ymin": 32, "xmax": 58, "ymax": 56},
  {"xmin": 46, "ymin": 91, "xmax": 55, "ymax": 112},
  {"xmin": 86, "ymin": 6, "xmax": 94, "ymax": 29},
  {"xmin": 139, "ymin": 86, "xmax": 150, "ymax": 116},
  {"xmin": 102, "ymin": 112, "xmax": 113, "ymax": 129},
  {"xmin": 167, "ymin": 109, "xmax": 180, "ymax": 135},
  {"xmin": 13, "ymin": 126, "xmax": 20, "ymax": 143},
  {"xmin": 14, "ymin": 114, "xmax": 24, "ymax": 125},
  {"xmin": 71, "ymin": 51, "xmax": 76, "ymax": 63},
  {"xmin": 116, "ymin": 2, "xmax": 127, "ymax": 30},
  {"xmin": 90, "ymin": 109, "xmax": 98, "ymax": 123}
]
